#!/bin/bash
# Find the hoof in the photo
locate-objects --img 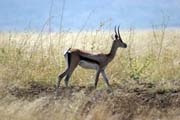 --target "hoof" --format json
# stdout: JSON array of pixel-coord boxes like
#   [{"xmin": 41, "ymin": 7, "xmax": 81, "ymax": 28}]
[{"xmin": 55, "ymin": 88, "xmax": 60, "ymax": 97}]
